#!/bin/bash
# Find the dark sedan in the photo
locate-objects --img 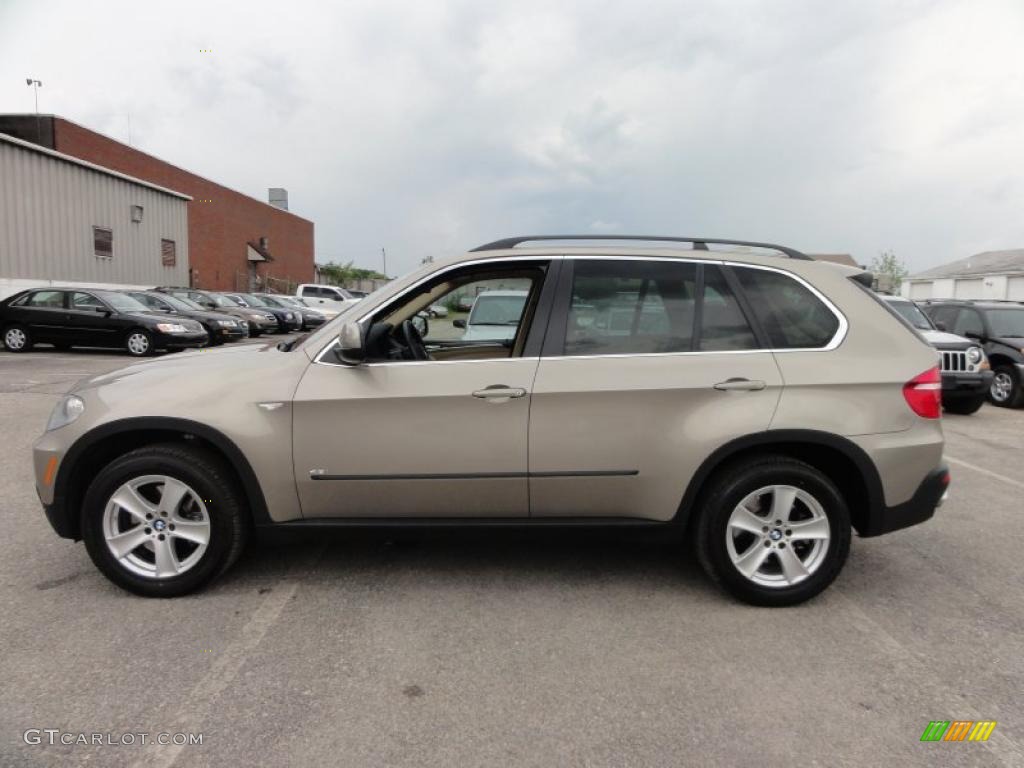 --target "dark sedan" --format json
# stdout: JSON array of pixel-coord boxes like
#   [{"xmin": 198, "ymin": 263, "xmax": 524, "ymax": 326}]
[
  {"xmin": 121, "ymin": 290, "xmax": 247, "ymax": 344},
  {"xmin": 255, "ymin": 293, "xmax": 327, "ymax": 330},
  {"xmin": 1, "ymin": 288, "xmax": 207, "ymax": 356},
  {"xmin": 153, "ymin": 287, "xmax": 277, "ymax": 336},
  {"xmin": 222, "ymin": 293, "xmax": 303, "ymax": 333}
]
